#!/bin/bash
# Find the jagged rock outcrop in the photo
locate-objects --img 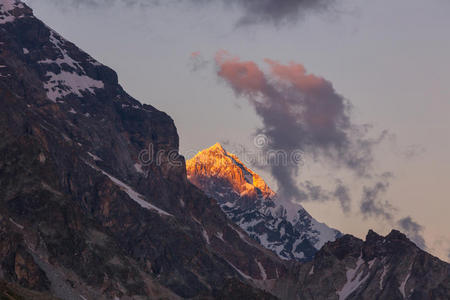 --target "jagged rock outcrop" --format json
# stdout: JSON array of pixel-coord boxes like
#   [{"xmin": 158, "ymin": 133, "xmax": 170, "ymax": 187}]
[
  {"xmin": 272, "ymin": 230, "xmax": 450, "ymax": 300},
  {"xmin": 187, "ymin": 143, "xmax": 341, "ymax": 261}
]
